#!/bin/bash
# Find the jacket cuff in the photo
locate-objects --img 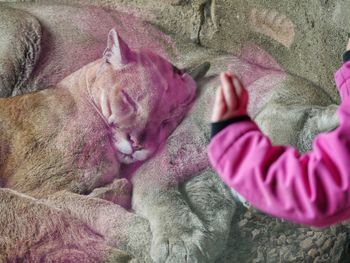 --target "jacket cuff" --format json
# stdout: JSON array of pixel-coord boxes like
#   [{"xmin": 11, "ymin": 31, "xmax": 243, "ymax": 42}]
[
  {"xmin": 211, "ymin": 115, "xmax": 251, "ymax": 139},
  {"xmin": 208, "ymin": 120, "xmax": 259, "ymax": 170},
  {"xmin": 343, "ymin": 50, "xmax": 350, "ymax": 63}
]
